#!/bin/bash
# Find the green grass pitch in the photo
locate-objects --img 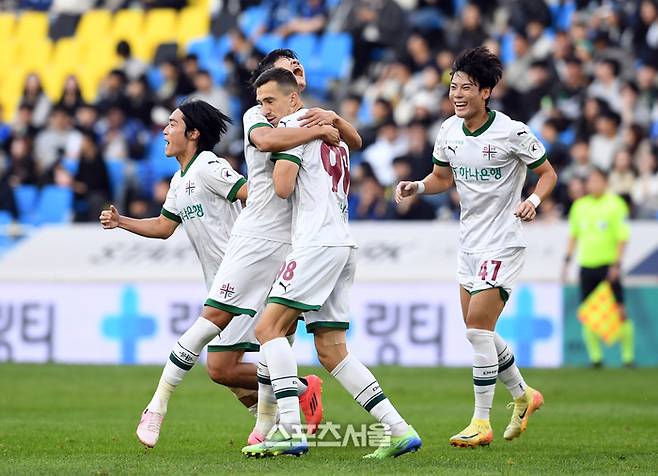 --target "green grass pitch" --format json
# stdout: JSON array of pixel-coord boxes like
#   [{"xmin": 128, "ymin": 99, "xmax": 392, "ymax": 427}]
[{"xmin": 1, "ymin": 364, "xmax": 657, "ymax": 475}]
